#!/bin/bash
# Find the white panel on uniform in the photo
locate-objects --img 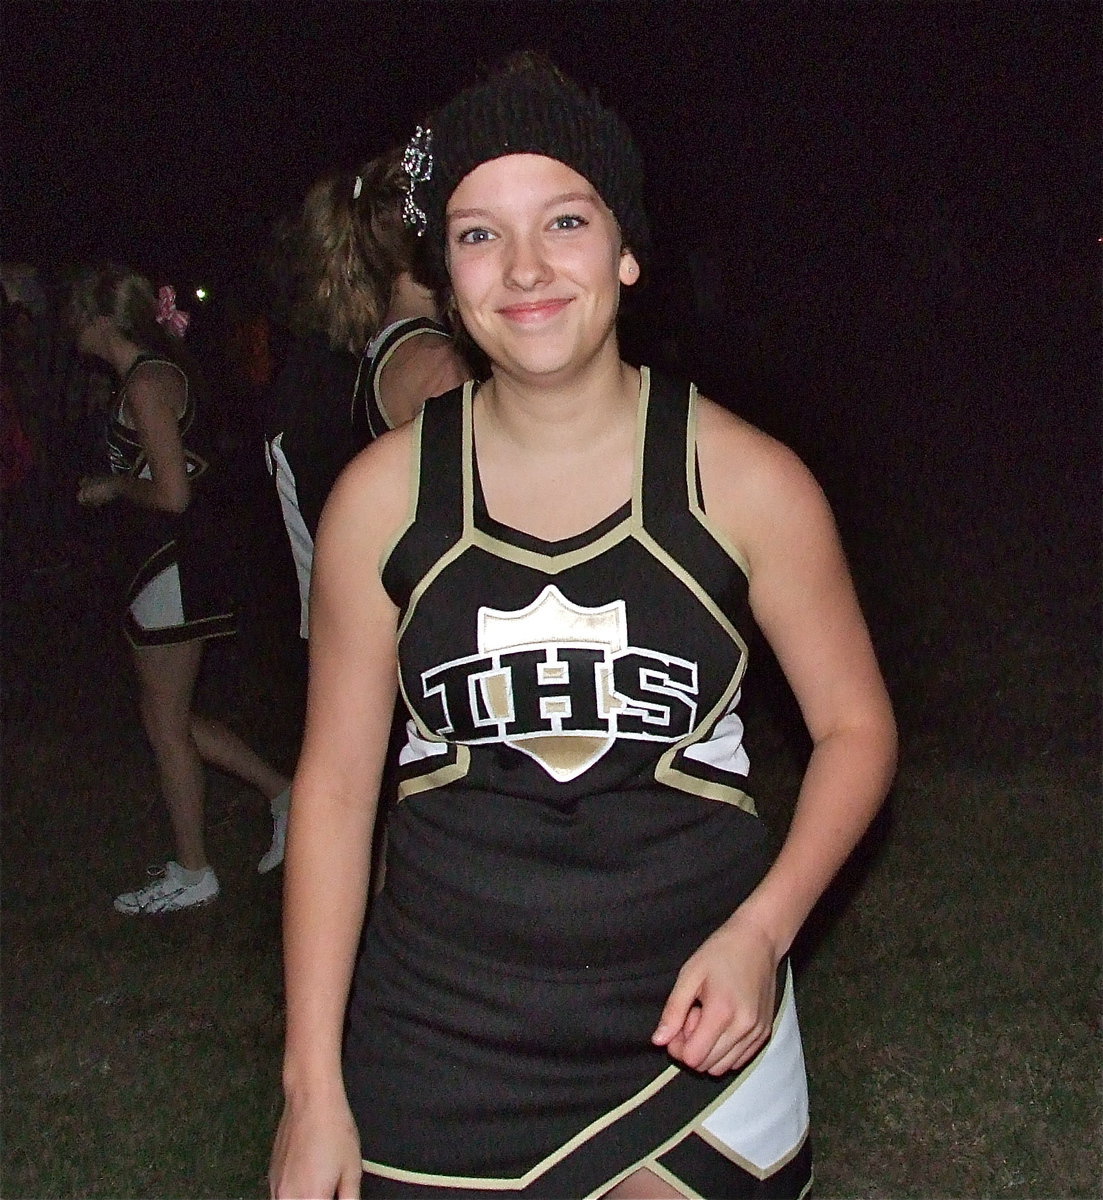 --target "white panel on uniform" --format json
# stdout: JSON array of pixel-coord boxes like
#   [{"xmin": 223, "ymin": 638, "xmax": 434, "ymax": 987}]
[
  {"xmin": 131, "ymin": 562, "xmax": 185, "ymax": 631},
  {"xmin": 700, "ymin": 971, "xmax": 809, "ymax": 1175},
  {"xmin": 268, "ymin": 433, "xmax": 314, "ymax": 640}
]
